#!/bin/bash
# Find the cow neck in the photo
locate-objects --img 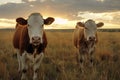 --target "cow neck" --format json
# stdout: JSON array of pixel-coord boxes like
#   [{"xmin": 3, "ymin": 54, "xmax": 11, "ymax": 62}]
[
  {"xmin": 80, "ymin": 33, "xmax": 95, "ymax": 49},
  {"xmin": 26, "ymin": 41, "xmax": 45, "ymax": 55},
  {"xmin": 32, "ymin": 43, "xmax": 45, "ymax": 57}
]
